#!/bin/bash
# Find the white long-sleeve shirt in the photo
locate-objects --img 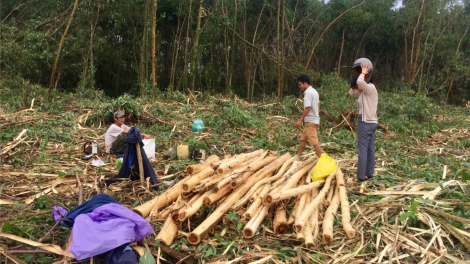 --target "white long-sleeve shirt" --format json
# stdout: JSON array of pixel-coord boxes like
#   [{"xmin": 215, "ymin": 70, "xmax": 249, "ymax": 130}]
[{"xmin": 349, "ymin": 77, "xmax": 378, "ymax": 123}]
